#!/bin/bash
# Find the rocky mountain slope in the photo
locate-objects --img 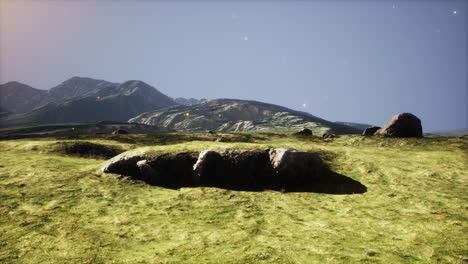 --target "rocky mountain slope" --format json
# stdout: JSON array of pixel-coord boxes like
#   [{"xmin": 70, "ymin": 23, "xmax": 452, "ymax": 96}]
[
  {"xmin": 129, "ymin": 98, "xmax": 360, "ymax": 134},
  {"xmin": 0, "ymin": 79, "xmax": 177, "ymax": 127},
  {"xmin": 0, "ymin": 82, "xmax": 49, "ymax": 113}
]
